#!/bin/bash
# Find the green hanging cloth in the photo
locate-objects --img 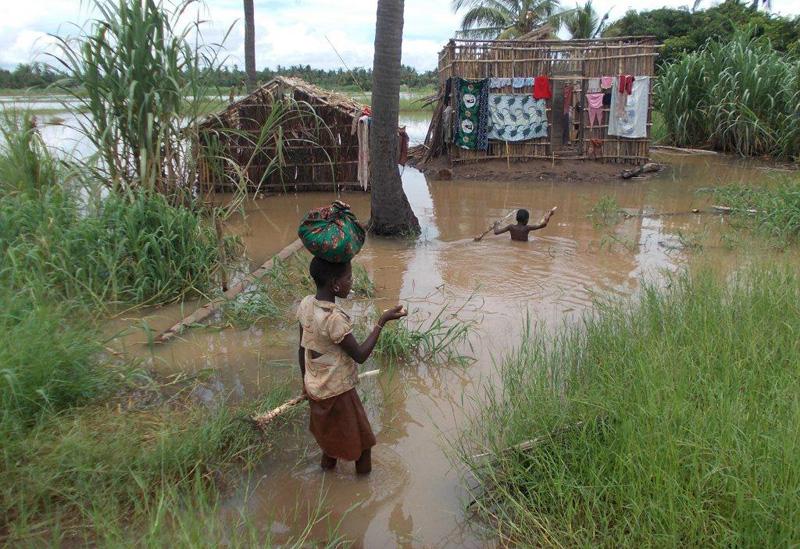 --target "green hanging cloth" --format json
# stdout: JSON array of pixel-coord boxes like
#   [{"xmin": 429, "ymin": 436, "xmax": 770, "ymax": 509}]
[{"xmin": 454, "ymin": 78, "xmax": 490, "ymax": 151}]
